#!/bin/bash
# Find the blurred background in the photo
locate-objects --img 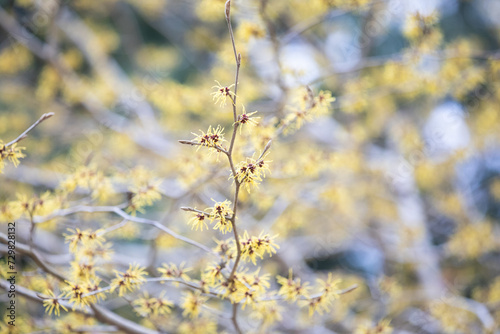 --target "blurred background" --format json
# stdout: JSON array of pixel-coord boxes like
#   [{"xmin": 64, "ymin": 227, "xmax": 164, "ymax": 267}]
[{"xmin": 0, "ymin": 0, "xmax": 500, "ymax": 333}]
